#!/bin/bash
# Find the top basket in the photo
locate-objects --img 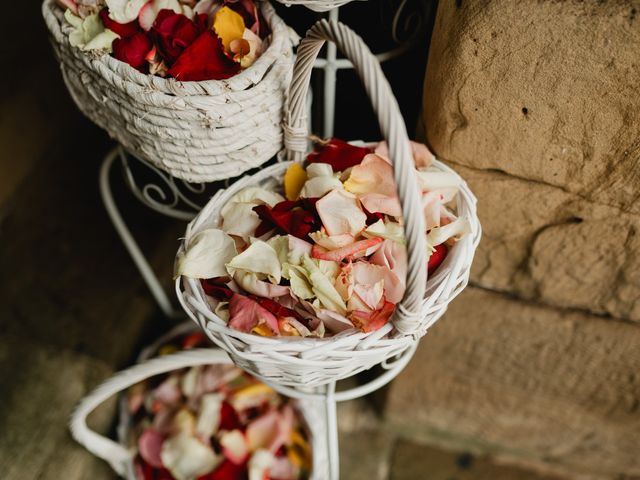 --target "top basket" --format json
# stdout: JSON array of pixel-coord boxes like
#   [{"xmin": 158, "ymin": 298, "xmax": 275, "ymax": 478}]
[
  {"xmin": 176, "ymin": 19, "xmax": 481, "ymax": 388},
  {"xmin": 42, "ymin": 0, "xmax": 298, "ymax": 183}
]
